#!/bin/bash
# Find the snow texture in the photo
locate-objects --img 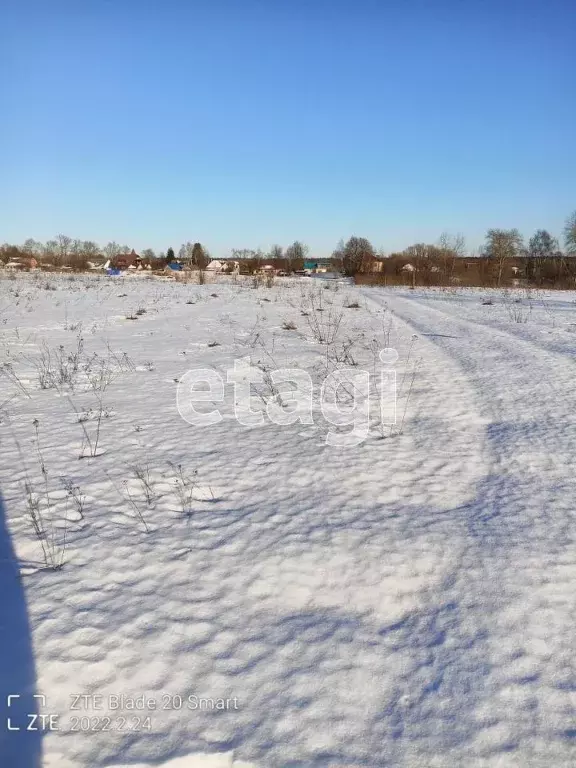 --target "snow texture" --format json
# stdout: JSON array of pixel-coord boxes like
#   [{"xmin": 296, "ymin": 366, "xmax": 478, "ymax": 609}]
[{"xmin": 0, "ymin": 273, "xmax": 575, "ymax": 767}]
